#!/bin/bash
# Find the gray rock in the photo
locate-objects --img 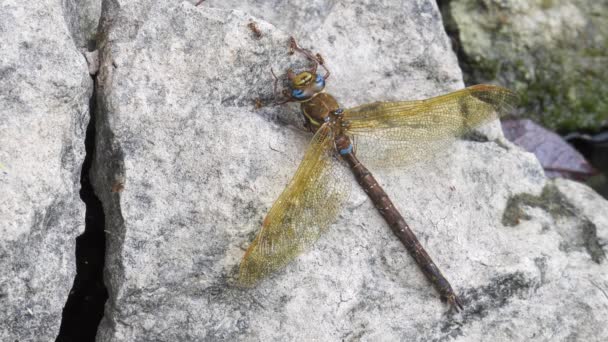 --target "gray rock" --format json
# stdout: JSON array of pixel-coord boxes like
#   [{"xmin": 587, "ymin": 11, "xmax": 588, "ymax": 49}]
[
  {"xmin": 85, "ymin": 49, "xmax": 101, "ymax": 76},
  {"xmin": 0, "ymin": 0, "xmax": 92, "ymax": 341},
  {"xmin": 63, "ymin": 0, "xmax": 103, "ymax": 50},
  {"xmin": 442, "ymin": 0, "xmax": 608, "ymax": 132},
  {"xmin": 90, "ymin": 1, "xmax": 608, "ymax": 341}
]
